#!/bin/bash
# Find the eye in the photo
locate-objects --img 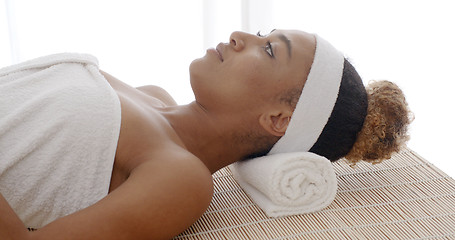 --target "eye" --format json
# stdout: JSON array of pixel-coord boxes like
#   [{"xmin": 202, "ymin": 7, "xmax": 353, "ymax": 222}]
[
  {"xmin": 257, "ymin": 30, "xmax": 274, "ymax": 58},
  {"xmin": 264, "ymin": 41, "xmax": 274, "ymax": 57}
]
